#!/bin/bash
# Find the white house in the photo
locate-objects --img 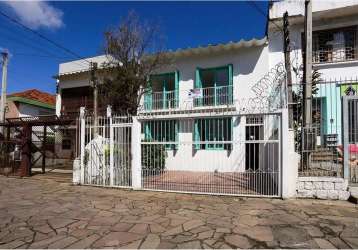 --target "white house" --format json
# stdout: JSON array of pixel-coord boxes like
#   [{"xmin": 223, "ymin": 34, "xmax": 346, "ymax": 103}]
[
  {"xmin": 57, "ymin": 38, "xmax": 286, "ymax": 196},
  {"xmin": 56, "ymin": 0, "xmax": 358, "ymax": 198}
]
